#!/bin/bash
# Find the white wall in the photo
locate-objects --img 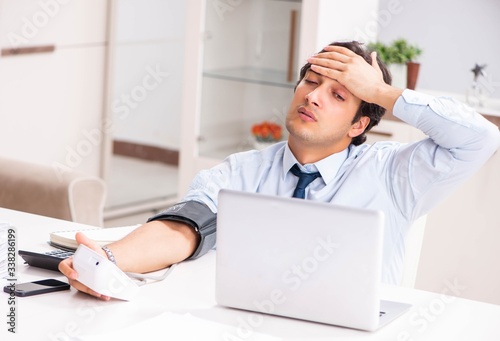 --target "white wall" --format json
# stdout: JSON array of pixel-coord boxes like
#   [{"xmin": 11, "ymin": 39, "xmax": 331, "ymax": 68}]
[
  {"xmin": 377, "ymin": 0, "xmax": 500, "ymax": 99},
  {"xmin": 298, "ymin": 0, "xmax": 379, "ymax": 70},
  {"xmin": 418, "ymin": 151, "xmax": 500, "ymax": 305}
]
